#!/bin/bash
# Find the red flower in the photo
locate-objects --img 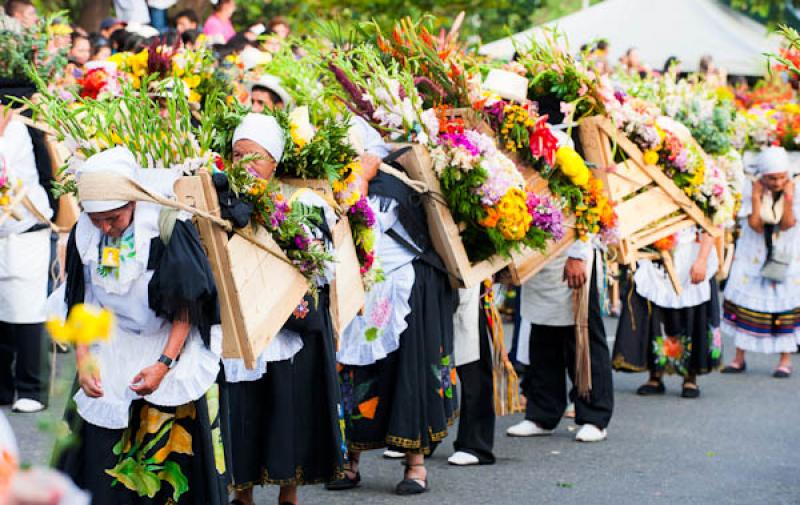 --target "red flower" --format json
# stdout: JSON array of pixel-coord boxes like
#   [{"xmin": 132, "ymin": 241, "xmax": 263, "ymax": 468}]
[
  {"xmin": 214, "ymin": 155, "xmax": 225, "ymax": 172},
  {"xmin": 529, "ymin": 116, "xmax": 558, "ymax": 166},
  {"xmin": 77, "ymin": 68, "xmax": 109, "ymax": 100}
]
